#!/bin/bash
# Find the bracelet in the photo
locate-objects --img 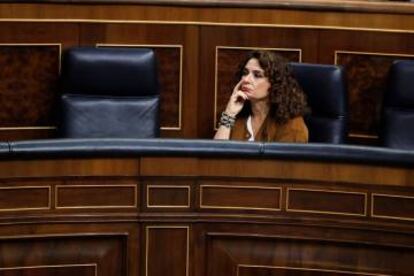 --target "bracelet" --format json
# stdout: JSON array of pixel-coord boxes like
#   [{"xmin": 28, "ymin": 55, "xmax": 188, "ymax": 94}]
[{"xmin": 218, "ymin": 112, "xmax": 236, "ymax": 128}]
